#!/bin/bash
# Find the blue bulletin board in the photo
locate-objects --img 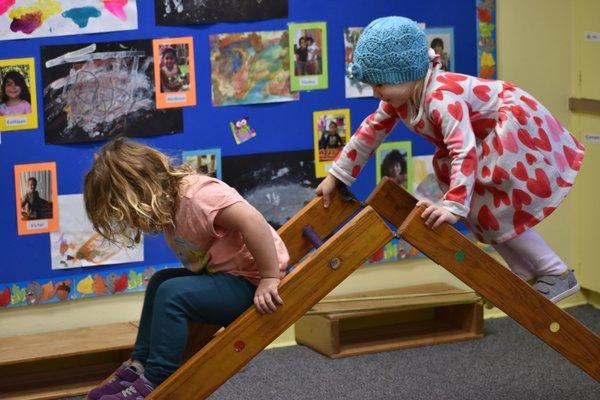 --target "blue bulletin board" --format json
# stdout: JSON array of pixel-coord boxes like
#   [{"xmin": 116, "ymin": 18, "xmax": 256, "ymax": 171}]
[{"xmin": 0, "ymin": 0, "xmax": 486, "ymax": 307}]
